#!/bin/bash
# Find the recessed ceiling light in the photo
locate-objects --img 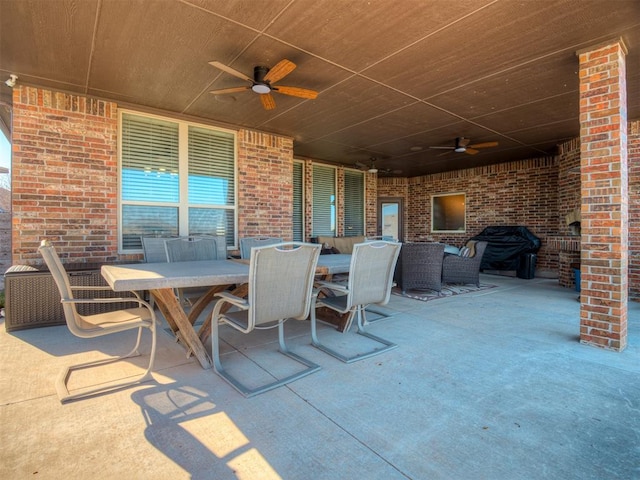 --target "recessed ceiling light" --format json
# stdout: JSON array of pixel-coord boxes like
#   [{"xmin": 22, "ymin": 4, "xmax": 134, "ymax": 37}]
[{"xmin": 410, "ymin": 146, "xmax": 423, "ymax": 151}]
